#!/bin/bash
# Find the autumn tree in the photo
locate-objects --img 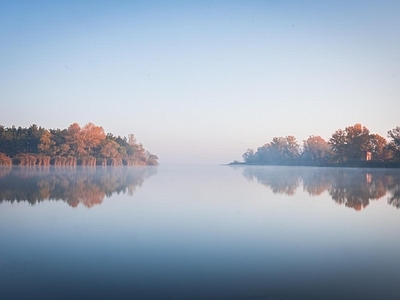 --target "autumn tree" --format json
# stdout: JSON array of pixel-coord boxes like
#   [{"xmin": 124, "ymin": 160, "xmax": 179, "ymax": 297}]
[
  {"xmin": 302, "ymin": 135, "xmax": 332, "ymax": 164},
  {"xmin": 81, "ymin": 123, "xmax": 106, "ymax": 156},
  {"xmin": 65, "ymin": 123, "xmax": 87, "ymax": 157},
  {"xmin": 99, "ymin": 140, "xmax": 121, "ymax": 161},
  {"xmin": 368, "ymin": 133, "xmax": 389, "ymax": 161},
  {"xmin": 344, "ymin": 123, "xmax": 370, "ymax": 161},
  {"xmin": 387, "ymin": 126, "xmax": 400, "ymax": 160},
  {"xmin": 329, "ymin": 124, "xmax": 372, "ymax": 162},
  {"xmin": 38, "ymin": 129, "xmax": 54, "ymax": 156},
  {"xmin": 0, "ymin": 123, "xmax": 158, "ymax": 166}
]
